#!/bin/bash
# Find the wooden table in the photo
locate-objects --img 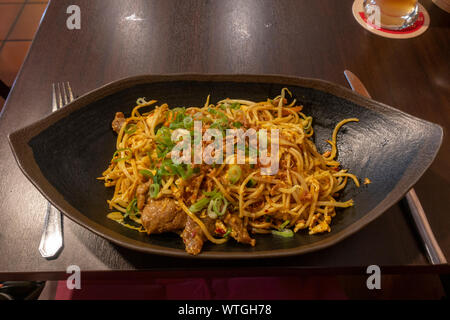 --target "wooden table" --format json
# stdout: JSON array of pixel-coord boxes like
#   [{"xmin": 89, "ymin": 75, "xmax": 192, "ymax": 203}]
[{"xmin": 0, "ymin": 0, "xmax": 449, "ymax": 280}]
